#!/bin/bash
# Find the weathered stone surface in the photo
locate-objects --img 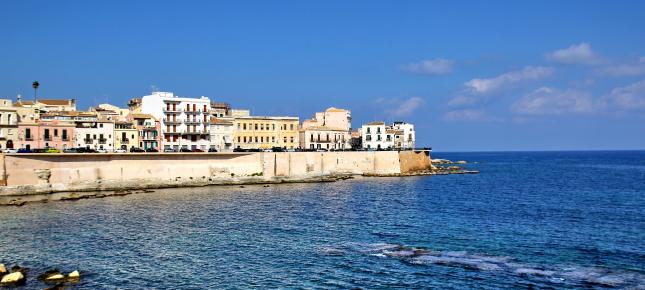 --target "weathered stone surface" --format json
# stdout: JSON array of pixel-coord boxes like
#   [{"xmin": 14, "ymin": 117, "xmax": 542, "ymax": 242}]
[
  {"xmin": 46, "ymin": 273, "xmax": 65, "ymax": 280},
  {"xmin": 0, "ymin": 263, "xmax": 6, "ymax": 274},
  {"xmin": 1, "ymin": 271, "xmax": 24, "ymax": 284}
]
